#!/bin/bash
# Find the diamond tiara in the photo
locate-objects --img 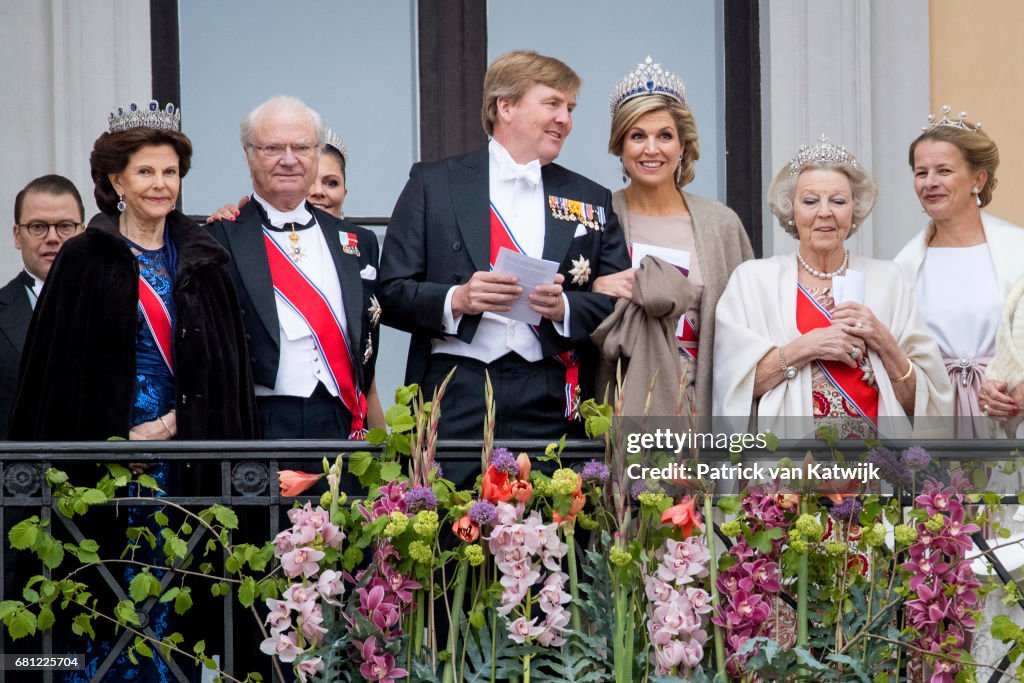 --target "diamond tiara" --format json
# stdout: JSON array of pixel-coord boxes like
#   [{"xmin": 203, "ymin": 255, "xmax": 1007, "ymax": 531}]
[
  {"xmin": 609, "ymin": 56, "xmax": 687, "ymax": 115},
  {"xmin": 788, "ymin": 135, "xmax": 859, "ymax": 175},
  {"xmin": 325, "ymin": 128, "xmax": 347, "ymax": 159},
  {"xmin": 108, "ymin": 100, "xmax": 181, "ymax": 134},
  {"xmin": 924, "ymin": 104, "xmax": 981, "ymax": 132}
]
